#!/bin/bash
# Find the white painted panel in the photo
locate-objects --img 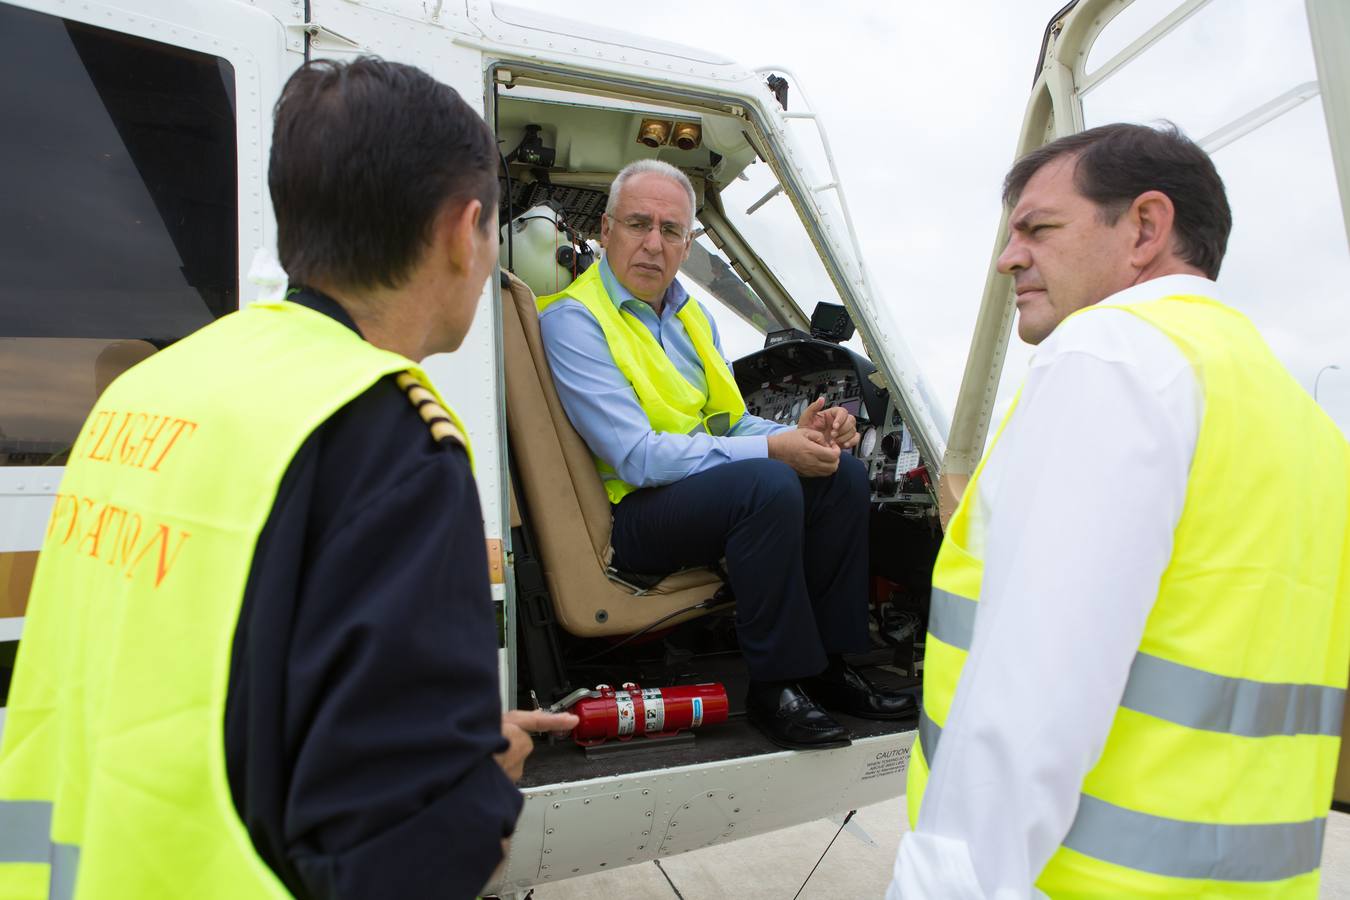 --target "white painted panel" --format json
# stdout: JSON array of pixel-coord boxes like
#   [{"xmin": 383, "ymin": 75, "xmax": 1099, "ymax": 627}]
[
  {"xmin": 0, "ymin": 468, "xmax": 59, "ymax": 553},
  {"xmin": 489, "ymin": 729, "xmax": 915, "ymax": 894},
  {"xmin": 0, "ymin": 618, "xmax": 23, "ymax": 642}
]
